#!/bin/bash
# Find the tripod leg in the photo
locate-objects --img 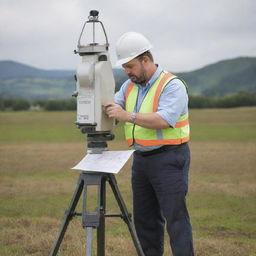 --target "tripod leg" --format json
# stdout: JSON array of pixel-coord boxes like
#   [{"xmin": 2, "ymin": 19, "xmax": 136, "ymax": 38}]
[
  {"xmin": 86, "ymin": 227, "xmax": 94, "ymax": 256},
  {"xmin": 49, "ymin": 174, "xmax": 84, "ymax": 256},
  {"xmin": 82, "ymin": 173, "xmax": 106, "ymax": 256},
  {"xmin": 108, "ymin": 174, "xmax": 145, "ymax": 256},
  {"xmin": 97, "ymin": 177, "xmax": 106, "ymax": 256}
]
